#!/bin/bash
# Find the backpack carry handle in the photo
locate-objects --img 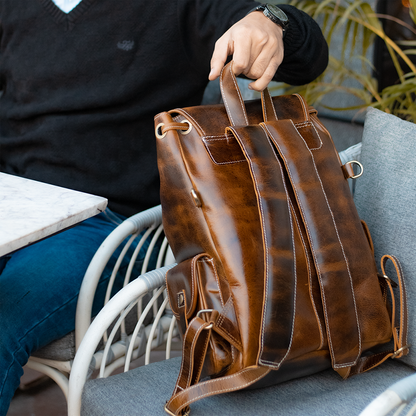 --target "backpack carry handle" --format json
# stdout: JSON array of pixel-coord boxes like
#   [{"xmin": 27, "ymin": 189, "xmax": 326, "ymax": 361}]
[{"xmin": 220, "ymin": 61, "xmax": 278, "ymax": 127}]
